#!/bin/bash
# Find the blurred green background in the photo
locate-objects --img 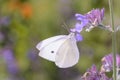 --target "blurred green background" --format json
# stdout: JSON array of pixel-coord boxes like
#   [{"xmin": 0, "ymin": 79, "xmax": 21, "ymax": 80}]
[{"xmin": 0, "ymin": 0, "xmax": 120, "ymax": 80}]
